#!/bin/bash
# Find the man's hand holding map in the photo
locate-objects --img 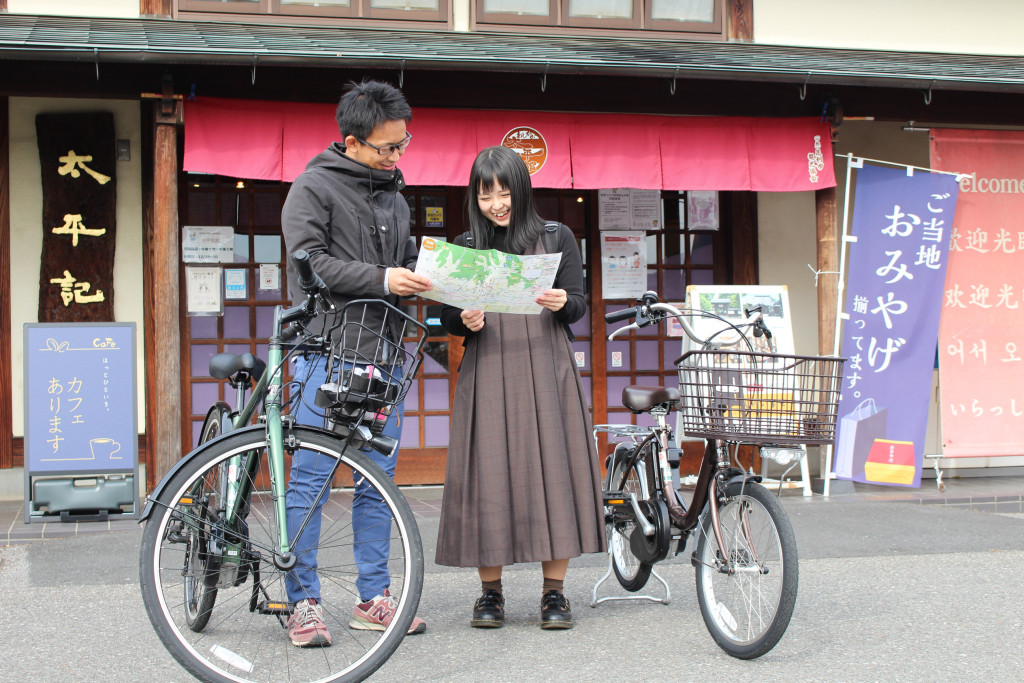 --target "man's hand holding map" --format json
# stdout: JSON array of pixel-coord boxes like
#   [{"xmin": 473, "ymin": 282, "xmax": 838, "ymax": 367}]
[{"xmin": 414, "ymin": 238, "xmax": 561, "ymax": 314}]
